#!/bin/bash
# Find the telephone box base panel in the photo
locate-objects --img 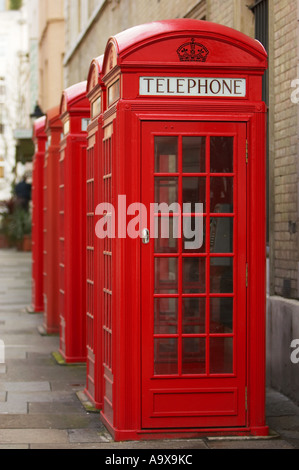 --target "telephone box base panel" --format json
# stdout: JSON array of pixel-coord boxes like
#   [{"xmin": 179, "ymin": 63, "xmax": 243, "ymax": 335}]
[
  {"xmin": 100, "ymin": 414, "xmax": 269, "ymax": 442},
  {"xmin": 26, "ymin": 305, "xmax": 43, "ymax": 314},
  {"xmin": 58, "ymin": 349, "xmax": 86, "ymax": 365},
  {"xmin": 41, "ymin": 324, "xmax": 59, "ymax": 335},
  {"xmin": 83, "ymin": 388, "xmax": 103, "ymax": 410}
]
